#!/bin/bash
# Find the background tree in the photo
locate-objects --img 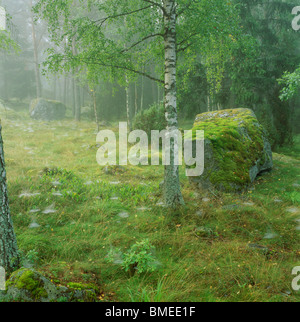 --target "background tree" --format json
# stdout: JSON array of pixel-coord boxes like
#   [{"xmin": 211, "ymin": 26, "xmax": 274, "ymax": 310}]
[
  {"xmin": 178, "ymin": 0, "xmax": 300, "ymax": 147},
  {"xmin": 0, "ymin": 2, "xmax": 20, "ymax": 273},
  {"xmin": 0, "ymin": 126, "xmax": 20, "ymax": 273}
]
